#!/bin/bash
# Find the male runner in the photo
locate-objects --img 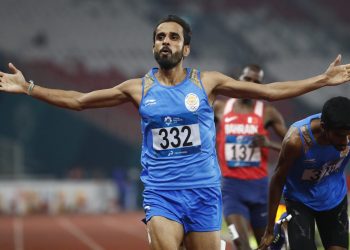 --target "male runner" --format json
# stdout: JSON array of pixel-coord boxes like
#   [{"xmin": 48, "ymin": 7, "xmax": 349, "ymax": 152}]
[
  {"xmin": 215, "ymin": 64, "xmax": 287, "ymax": 250},
  {"xmin": 258, "ymin": 96, "xmax": 350, "ymax": 250}
]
